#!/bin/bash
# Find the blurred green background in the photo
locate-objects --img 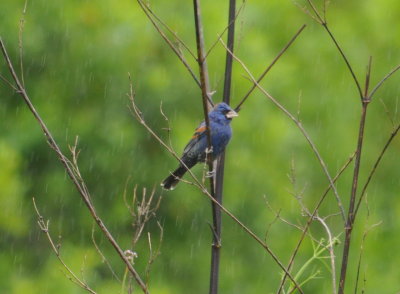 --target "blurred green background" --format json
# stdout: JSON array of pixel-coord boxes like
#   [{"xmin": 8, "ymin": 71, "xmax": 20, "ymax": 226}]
[{"xmin": 1, "ymin": 0, "xmax": 400, "ymax": 293}]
